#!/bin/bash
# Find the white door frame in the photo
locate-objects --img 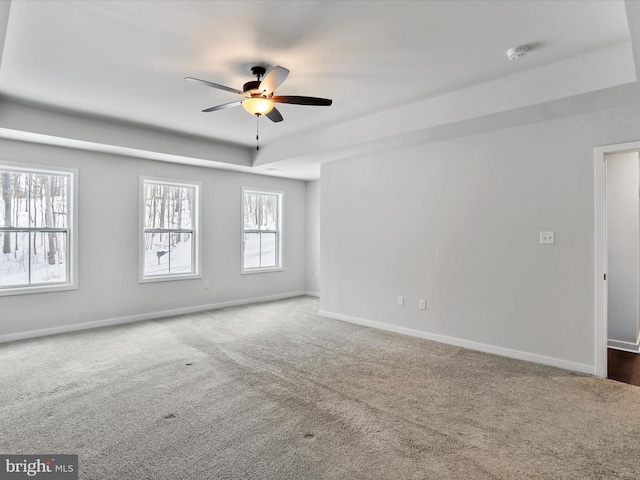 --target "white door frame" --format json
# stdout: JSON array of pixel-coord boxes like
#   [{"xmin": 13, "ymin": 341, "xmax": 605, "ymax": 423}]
[{"xmin": 594, "ymin": 140, "xmax": 640, "ymax": 377}]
